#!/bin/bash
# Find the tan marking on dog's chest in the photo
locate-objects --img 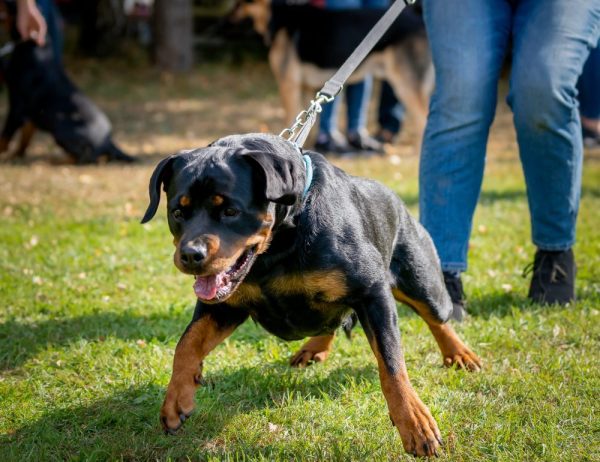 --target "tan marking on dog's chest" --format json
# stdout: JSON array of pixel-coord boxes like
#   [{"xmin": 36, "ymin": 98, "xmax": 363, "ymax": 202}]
[
  {"xmin": 226, "ymin": 283, "xmax": 263, "ymax": 307},
  {"xmin": 267, "ymin": 270, "xmax": 348, "ymax": 302}
]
